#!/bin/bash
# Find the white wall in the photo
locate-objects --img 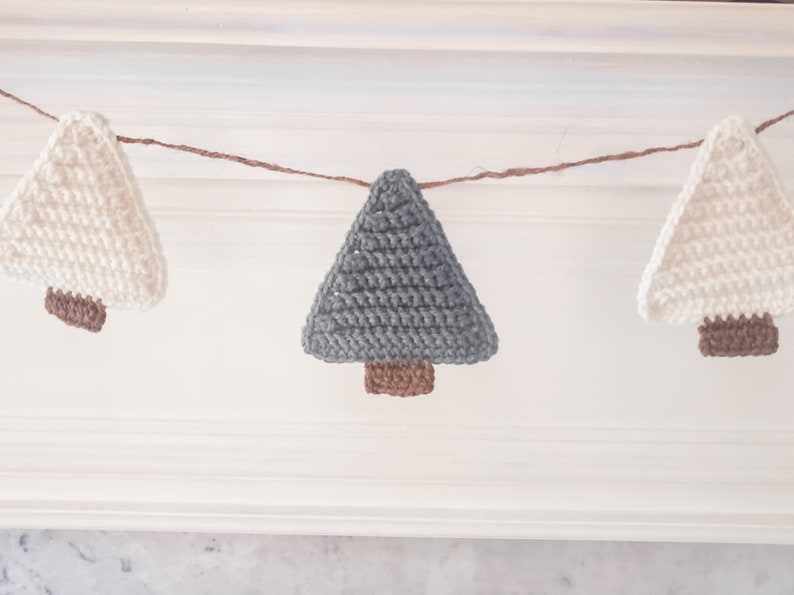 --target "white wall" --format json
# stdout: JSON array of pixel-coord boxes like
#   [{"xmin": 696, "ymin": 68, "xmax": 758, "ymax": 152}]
[{"xmin": 0, "ymin": 0, "xmax": 793, "ymax": 541}]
